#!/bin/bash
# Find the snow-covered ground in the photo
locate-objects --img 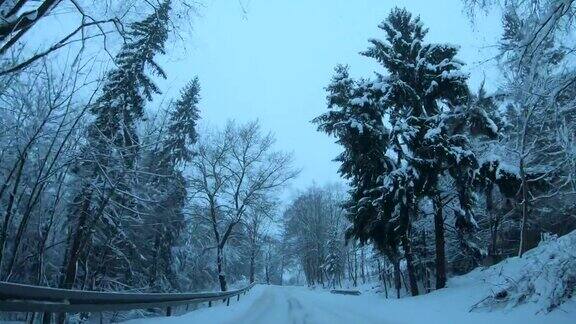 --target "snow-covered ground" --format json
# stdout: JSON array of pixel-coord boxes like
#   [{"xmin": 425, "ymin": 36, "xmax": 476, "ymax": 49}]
[
  {"xmin": 127, "ymin": 232, "xmax": 576, "ymax": 324},
  {"xmin": 126, "ymin": 283, "xmax": 574, "ymax": 324}
]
